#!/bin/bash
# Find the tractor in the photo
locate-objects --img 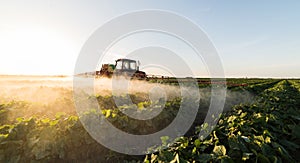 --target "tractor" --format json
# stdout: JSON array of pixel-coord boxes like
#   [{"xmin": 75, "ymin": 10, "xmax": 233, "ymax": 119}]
[{"xmin": 96, "ymin": 59, "xmax": 147, "ymax": 79}]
